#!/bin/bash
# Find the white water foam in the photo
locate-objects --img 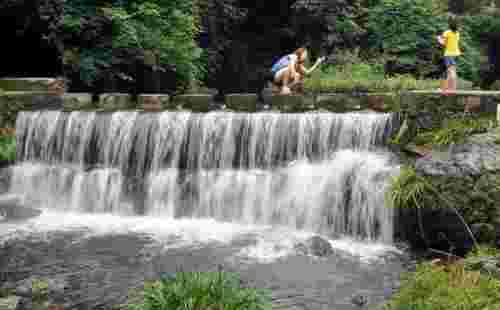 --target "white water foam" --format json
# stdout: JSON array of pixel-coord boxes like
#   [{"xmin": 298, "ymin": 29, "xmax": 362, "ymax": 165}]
[{"xmin": 0, "ymin": 210, "xmax": 399, "ymax": 263}]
